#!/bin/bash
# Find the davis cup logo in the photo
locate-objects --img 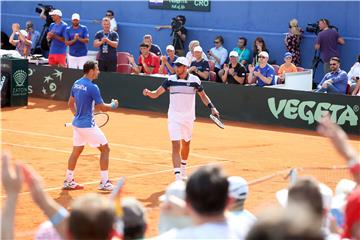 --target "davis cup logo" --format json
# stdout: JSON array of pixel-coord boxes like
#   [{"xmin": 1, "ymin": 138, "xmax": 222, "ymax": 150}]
[{"xmin": 13, "ymin": 69, "xmax": 27, "ymax": 87}]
